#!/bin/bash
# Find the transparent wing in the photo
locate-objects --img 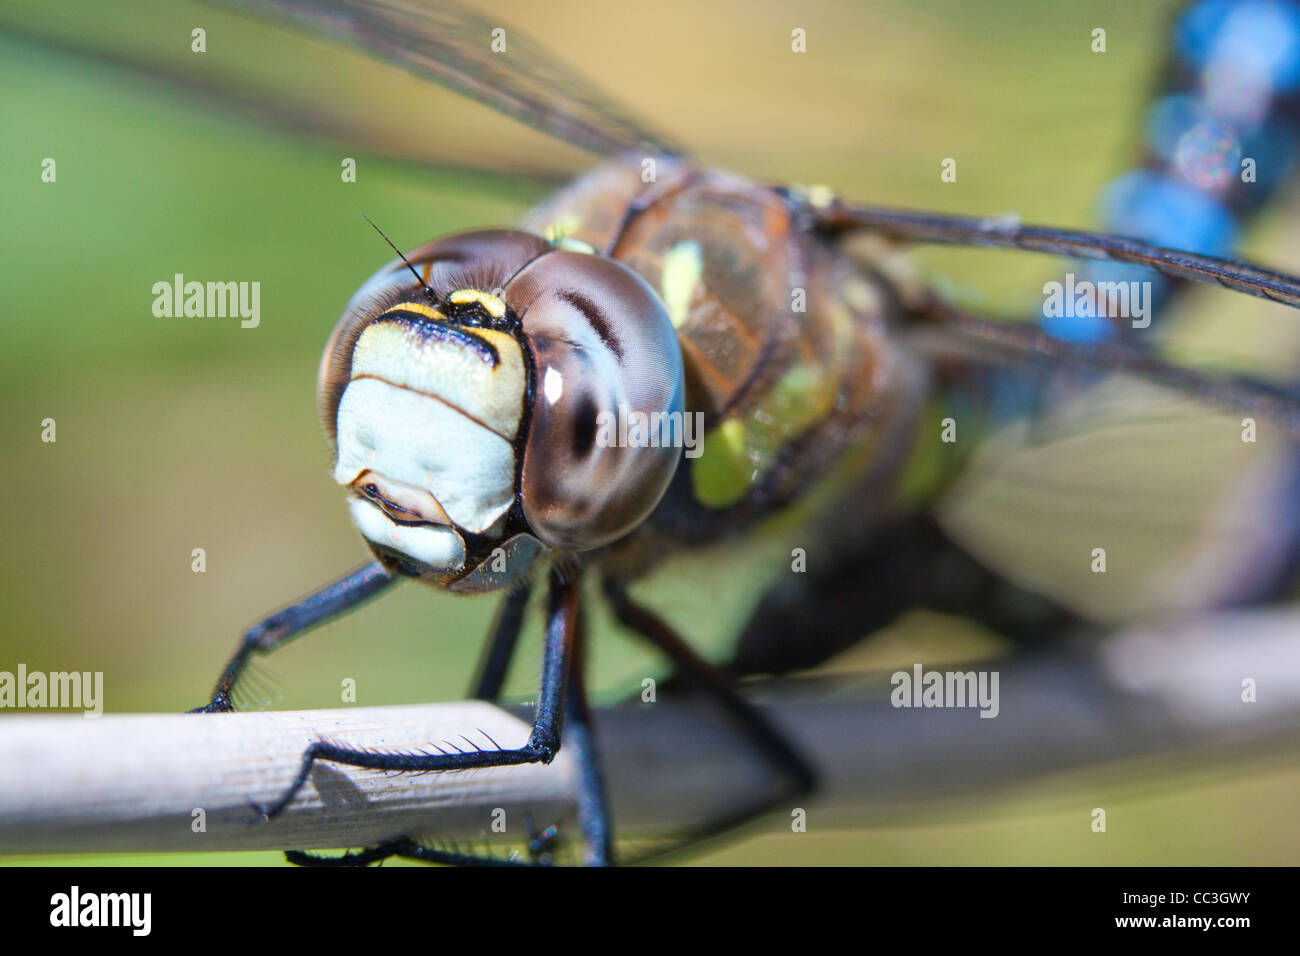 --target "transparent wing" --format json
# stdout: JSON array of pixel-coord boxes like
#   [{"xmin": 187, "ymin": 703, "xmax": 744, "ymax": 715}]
[
  {"xmin": 811, "ymin": 199, "xmax": 1300, "ymax": 311},
  {"xmin": 217, "ymin": 0, "xmax": 681, "ymax": 158},
  {"xmin": 917, "ymin": 294, "xmax": 1300, "ymax": 441},
  {"xmin": 937, "ymin": 371, "xmax": 1300, "ymax": 621}
]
